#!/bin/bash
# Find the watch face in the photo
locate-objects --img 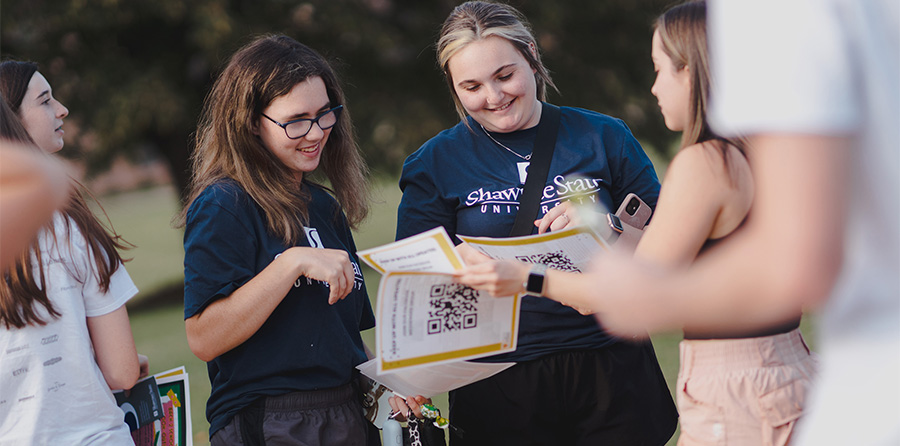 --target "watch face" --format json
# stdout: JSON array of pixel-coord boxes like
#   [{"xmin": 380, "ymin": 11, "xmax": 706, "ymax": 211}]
[
  {"xmin": 526, "ymin": 264, "xmax": 547, "ymax": 295},
  {"xmin": 607, "ymin": 213, "xmax": 624, "ymax": 233}
]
